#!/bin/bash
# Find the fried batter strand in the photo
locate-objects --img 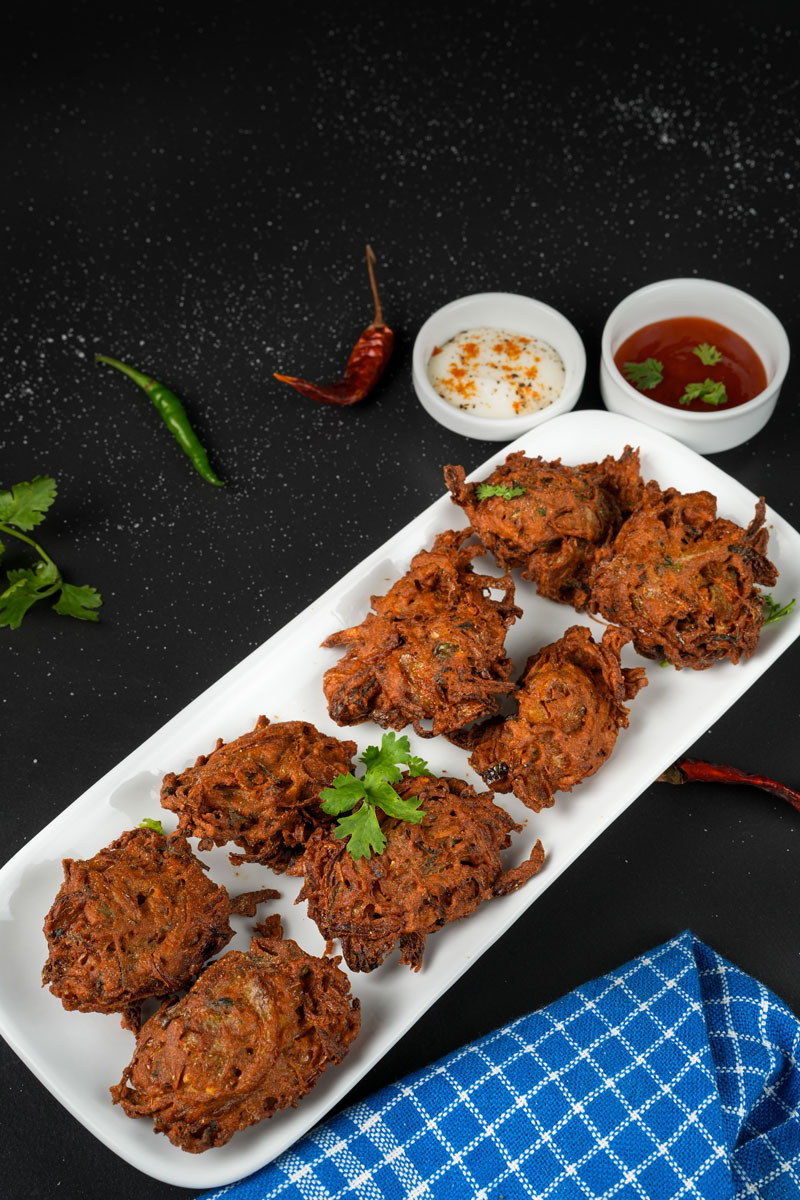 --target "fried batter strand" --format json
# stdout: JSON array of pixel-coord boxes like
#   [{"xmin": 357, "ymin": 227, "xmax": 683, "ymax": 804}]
[
  {"xmin": 289, "ymin": 774, "xmax": 545, "ymax": 972},
  {"xmin": 42, "ymin": 827, "xmax": 276, "ymax": 1030},
  {"xmin": 444, "ymin": 447, "xmax": 644, "ymax": 608},
  {"xmin": 588, "ymin": 489, "xmax": 778, "ymax": 669},
  {"xmin": 110, "ymin": 919, "xmax": 360, "ymax": 1153},
  {"xmin": 322, "ymin": 529, "xmax": 520, "ymax": 738},
  {"xmin": 160, "ymin": 717, "xmax": 356, "ymax": 870},
  {"xmin": 470, "ymin": 625, "xmax": 647, "ymax": 812}
]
